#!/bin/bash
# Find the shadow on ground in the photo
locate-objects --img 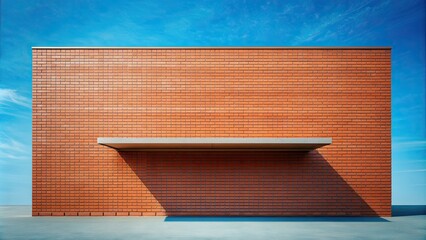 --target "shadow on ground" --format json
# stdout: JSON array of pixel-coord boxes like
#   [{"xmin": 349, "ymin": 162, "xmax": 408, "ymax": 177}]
[
  {"xmin": 392, "ymin": 205, "xmax": 426, "ymax": 216},
  {"xmin": 164, "ymin": 216, "xmax": 389, "ymax": 222},
  {"xmin": 164, "ymin": 205, "xmax": 426, "ymax": 222}
]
